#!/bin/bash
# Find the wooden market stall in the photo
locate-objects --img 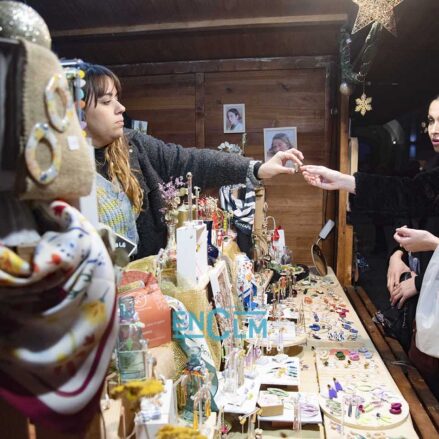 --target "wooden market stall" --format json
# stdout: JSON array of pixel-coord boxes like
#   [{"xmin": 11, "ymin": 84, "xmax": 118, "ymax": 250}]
[{"xmin": 2, "ymin": 0, "xmax": 439, "ymax": 438}]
